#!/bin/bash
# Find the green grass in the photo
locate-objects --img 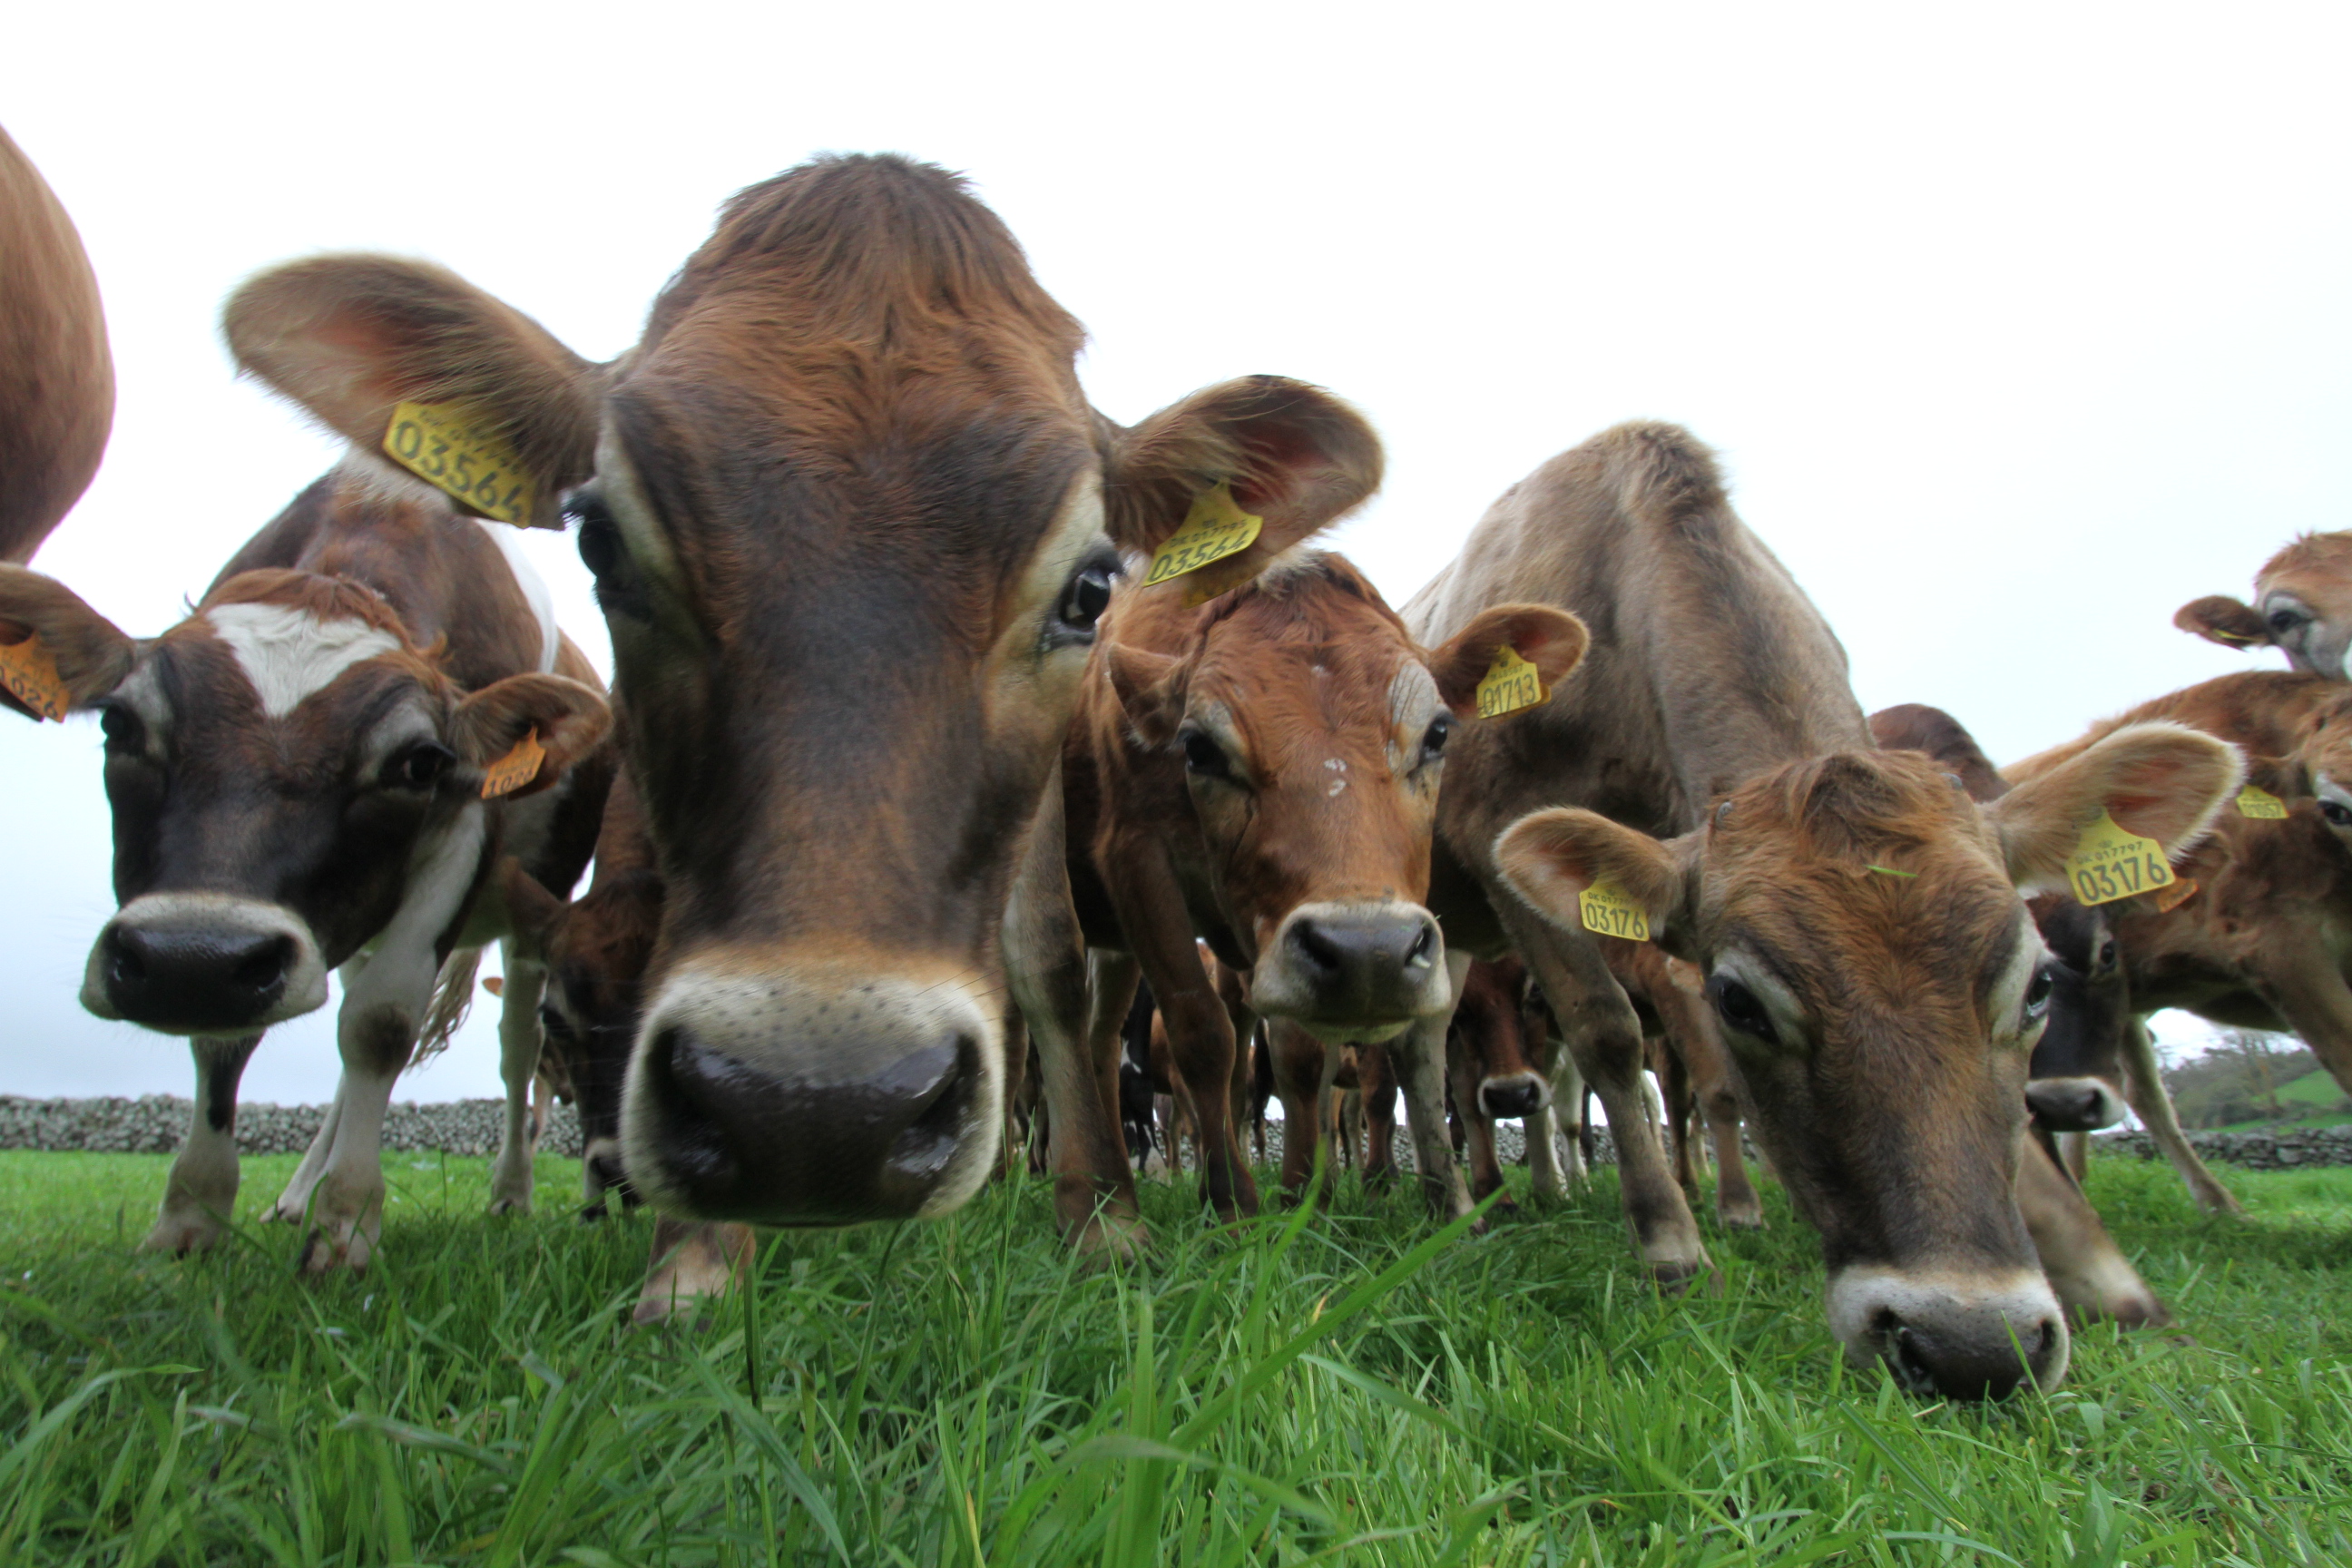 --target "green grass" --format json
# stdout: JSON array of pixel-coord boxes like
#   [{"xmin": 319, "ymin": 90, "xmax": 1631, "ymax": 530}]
[
  {"xmin": 2210, "ymin": 1068, "xmax": 2352, "ymax": 1132},
  {"xmin": 1, "ymin": 1148, "xmax": 2348, "ymax": 1565}
]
